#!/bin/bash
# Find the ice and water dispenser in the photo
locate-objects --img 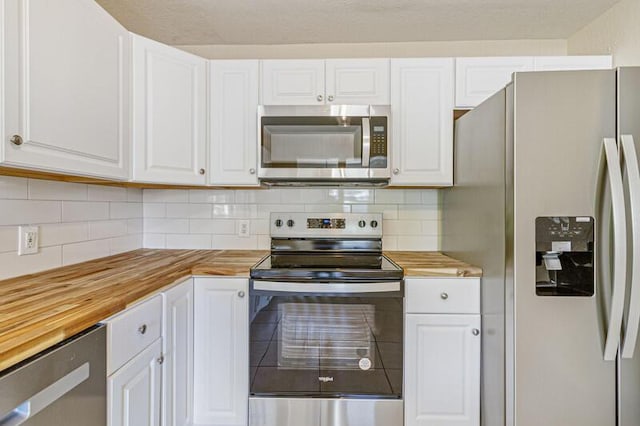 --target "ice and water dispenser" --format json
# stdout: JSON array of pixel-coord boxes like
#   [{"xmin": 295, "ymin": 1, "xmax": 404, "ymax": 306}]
[{"xmin": 535, "ymin": 216, "xmax": 594, "ymax": 296}]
